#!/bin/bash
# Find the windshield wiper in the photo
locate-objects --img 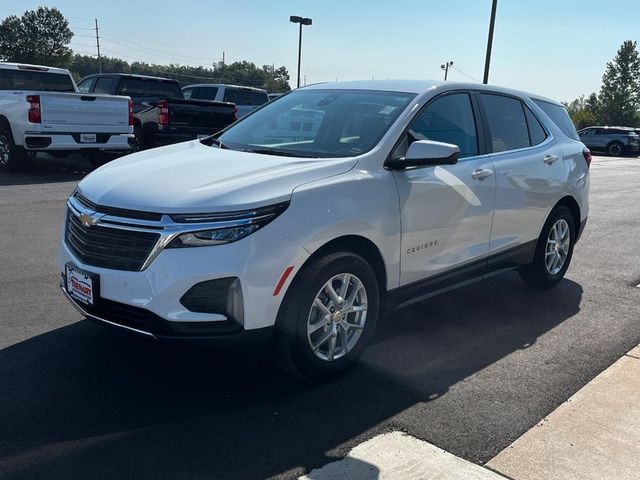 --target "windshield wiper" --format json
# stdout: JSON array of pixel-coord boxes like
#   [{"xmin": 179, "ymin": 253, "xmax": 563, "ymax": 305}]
[
  {"xmin": 243, "ymin": 147, "xmax": 319, "ymax": 158},
  {"xmin": 201, "ymin": 136, "xmax": 229, "ymax": 149}
]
